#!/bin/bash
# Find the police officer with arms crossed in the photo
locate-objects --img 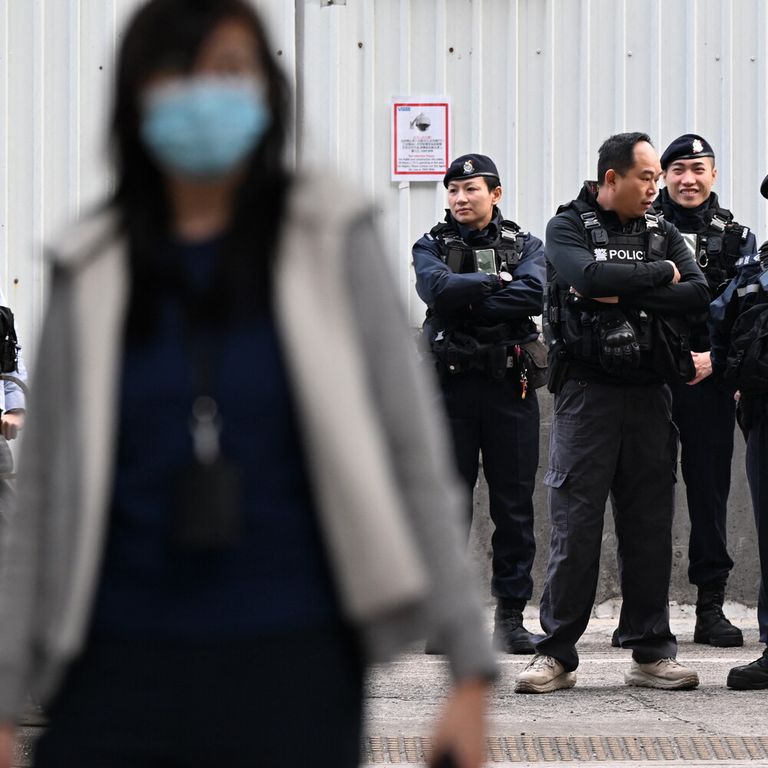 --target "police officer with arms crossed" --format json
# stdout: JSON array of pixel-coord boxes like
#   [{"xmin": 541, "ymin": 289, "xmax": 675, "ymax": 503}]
[
  {"xmin": 413, "ymin": 154, "xmax": 546, "ymax": 654},
  {"xmin": 711, "ymin": 174, "xmax": 768, "ymax": 689},
  {"xmin": 515, "ymin": 132, "xmax": 709, "ymax": 693},
  {"xmin": 643, "ymin": 134, "xmax": 756, "ymax": 648}
]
